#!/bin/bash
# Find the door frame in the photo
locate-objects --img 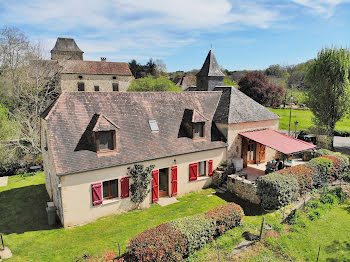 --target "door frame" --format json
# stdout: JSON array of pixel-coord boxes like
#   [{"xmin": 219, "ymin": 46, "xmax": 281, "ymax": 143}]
[
  {"xmin": 242, "ymin": 138, "xmax": 266, "ymax": 167},
  {"xmin": 158, "ymin": 167, "xmax": 169, "ymax": 198}
]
